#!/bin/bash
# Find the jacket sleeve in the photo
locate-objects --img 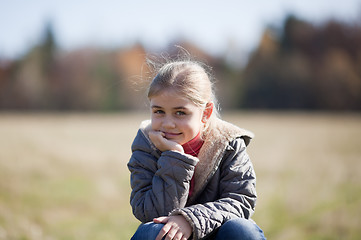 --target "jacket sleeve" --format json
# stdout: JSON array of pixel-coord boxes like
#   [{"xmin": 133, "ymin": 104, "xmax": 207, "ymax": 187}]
[
  {"xmin": 128, "ymin": 147, "xmax": 199, "ymax": 223},
  {"xmin": 171, "ymin": 138, "xmax": 257, "ymax": 239}
]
